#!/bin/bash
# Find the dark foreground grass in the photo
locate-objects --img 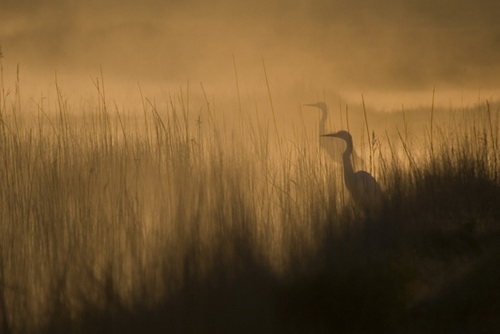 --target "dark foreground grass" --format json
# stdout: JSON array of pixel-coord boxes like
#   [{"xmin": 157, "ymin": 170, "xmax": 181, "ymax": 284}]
[
  {"xmin": 0, "ymin": 80, "xmax": 499, "ymax": 332},
  {"xmin": 35, "ymin": 161, "xmax": 500, "ymax": 334}
]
